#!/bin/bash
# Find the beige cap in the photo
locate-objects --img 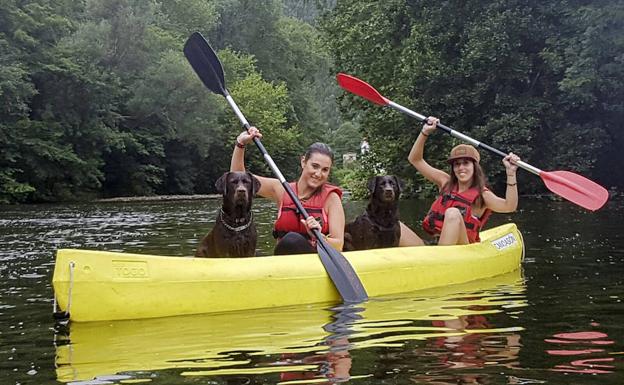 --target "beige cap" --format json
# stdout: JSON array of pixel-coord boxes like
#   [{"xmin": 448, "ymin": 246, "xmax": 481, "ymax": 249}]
[{"xmin": 447, "ymin": 144, "xmax": 480, "ymax": 163}]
